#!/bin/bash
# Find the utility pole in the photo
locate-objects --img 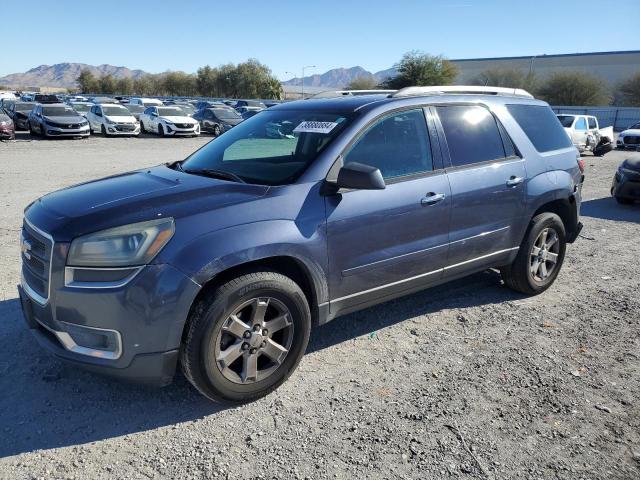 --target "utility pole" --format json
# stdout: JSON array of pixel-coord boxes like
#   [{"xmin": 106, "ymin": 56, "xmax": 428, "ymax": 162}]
[{"xmin": 301, "ymin": 65, "xmax": 316, "ymax": 100}]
